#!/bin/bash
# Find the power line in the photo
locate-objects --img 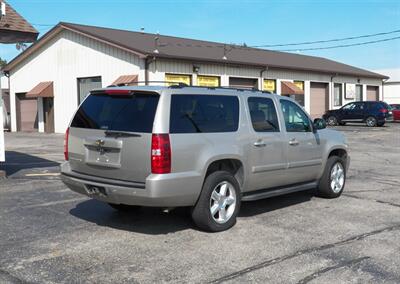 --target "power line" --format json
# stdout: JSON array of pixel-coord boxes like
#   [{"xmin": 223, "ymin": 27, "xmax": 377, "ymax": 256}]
[
  {"xmin": 251, "ymin": 29, "xmax": 400, "ymax": 48},
  {"xmin": 277, "ymin": 36, "xmax": 400, "ymax": 51},
  {"xmin": 31, "ymin": 23, "xmax": 55, "ymax": 27}
]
